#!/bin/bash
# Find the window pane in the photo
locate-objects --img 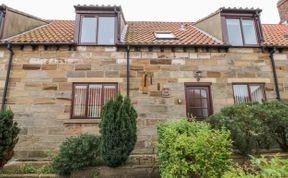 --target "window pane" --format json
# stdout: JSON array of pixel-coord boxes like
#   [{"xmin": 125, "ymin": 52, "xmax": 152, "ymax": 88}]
[
  {"xmin": 233, "ymin": 85, "xmax": 249, "ymax": 104},
  {"xmin": 226, "ymin": 19, "xmax": 243, "ymax": 46},
  {"xmin": 242, "ymin": 20, "xmax": 258, "ymax": 45},
  {"xmin": 185, "ymin": 87, "xmax": 211, "ymax": 119},
  {"xmin": 87, "ymin": 84, "xmax": 102, "ymax": 118},
  {"xmin": 80, "ymin": 17, "xmax": 97, "ymax": 43},
  {"xmin": 189, "ymin": 108, "xmax": 203, "ymax": 117},
  {"xmin": 154, "ymin": 32, "xmax": 176, "ymax": 39},
  {"xmin": 98, "ymin": 17, "xmax": 115, "ymax": 44},
  {"xmin": 249, "ymin": 85, "xmax": 264, "ymax": 103},
  {"xmin": 103, "ymin": 85, "xmax": 117, "ymax": 103},
  {"xmin": 73, "ymin": 85, "xmax": 88, "ymax": 117}
]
